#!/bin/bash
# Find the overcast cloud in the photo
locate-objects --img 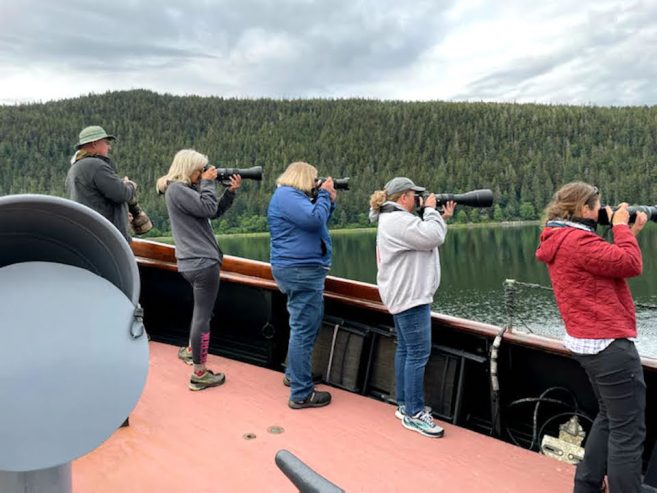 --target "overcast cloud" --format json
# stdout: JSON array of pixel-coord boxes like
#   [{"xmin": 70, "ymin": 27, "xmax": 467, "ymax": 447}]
[{"xmin": 1, "ymin": 0, "xmax": 655, "ymax": 106}]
